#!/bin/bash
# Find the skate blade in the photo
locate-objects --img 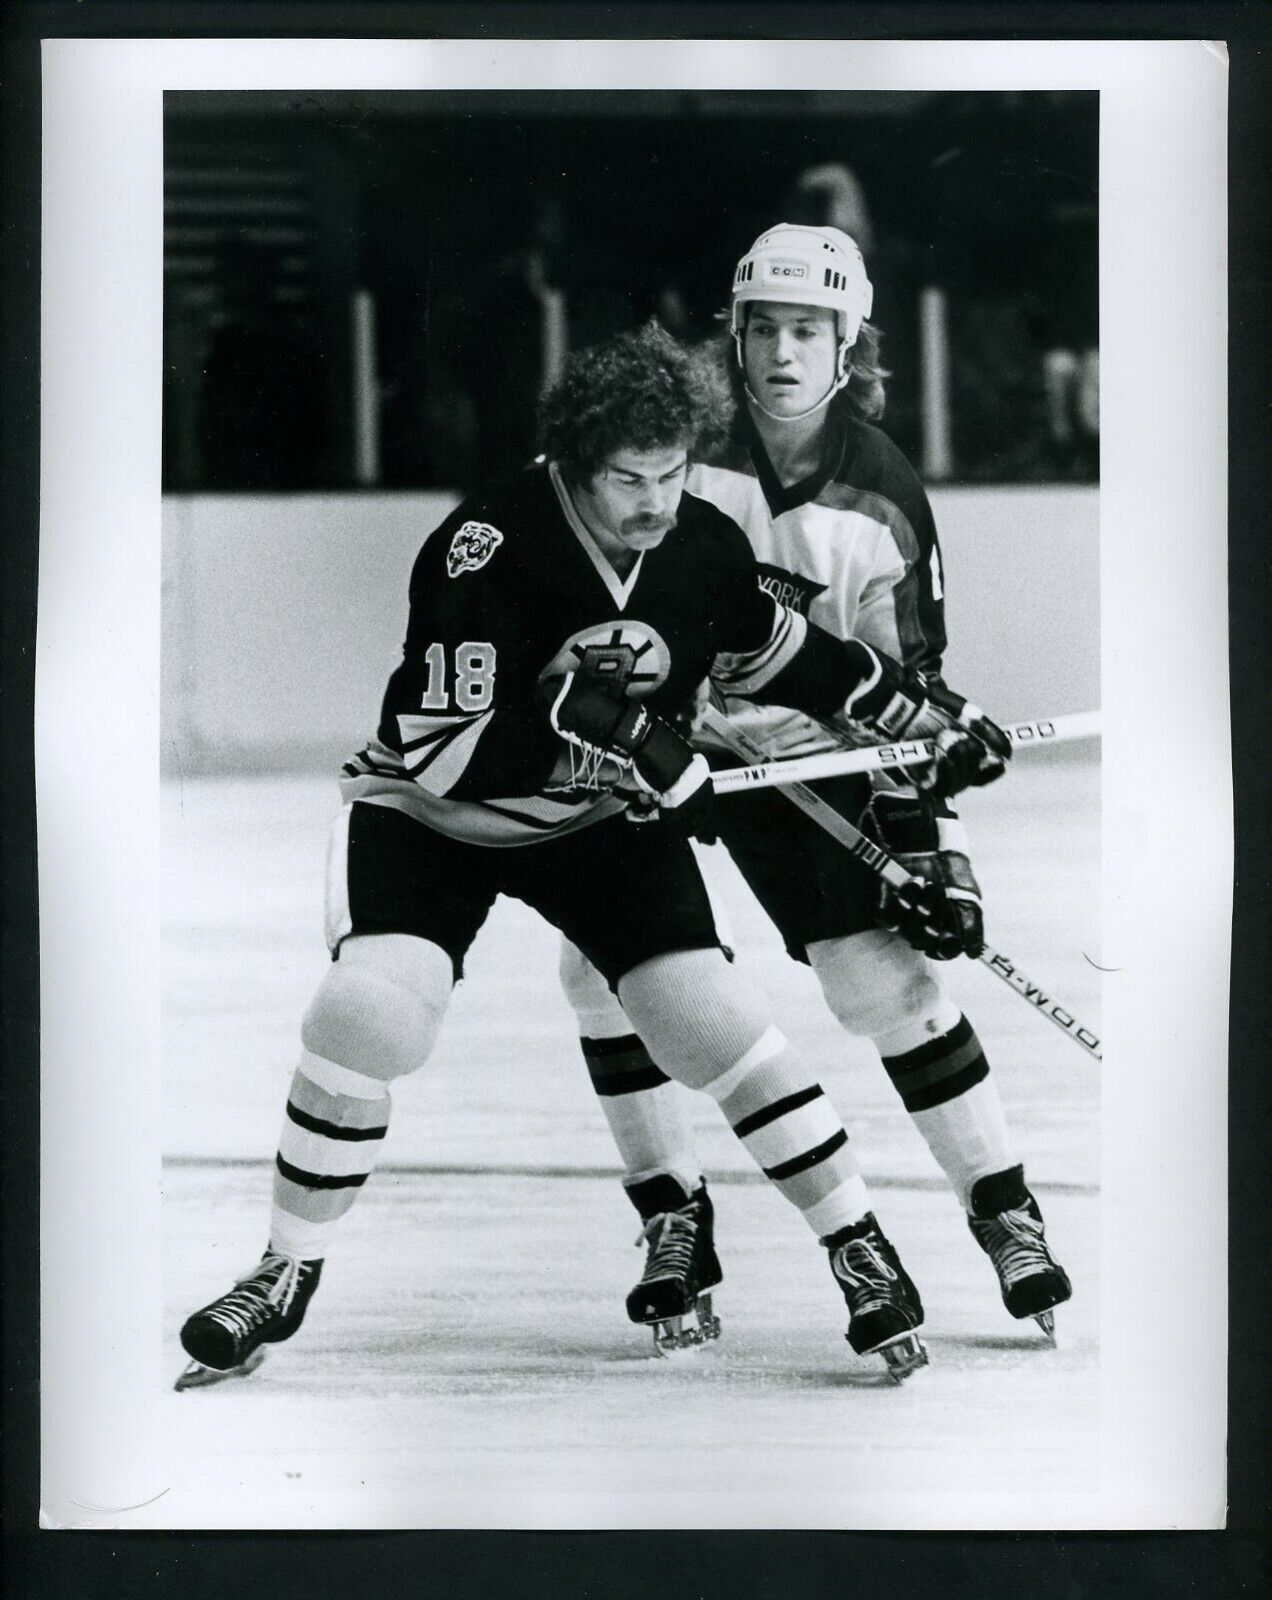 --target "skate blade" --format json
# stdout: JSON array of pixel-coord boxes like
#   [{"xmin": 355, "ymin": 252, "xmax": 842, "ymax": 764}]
[
  {"xmin": 875, "ymin": 1333, "xmax": 929, "ymax": 1384},
  {"xmin": 651, "ymin": 1295, "xmax": 722, "ymax": 1357},
  {"xmin": 1033, "ymin": 1309, "xmax": 1058, "ymax": 1344},
  {"xmin": 174, "ymin": 1347, "xmax": 267, "ymax": 1391}
]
